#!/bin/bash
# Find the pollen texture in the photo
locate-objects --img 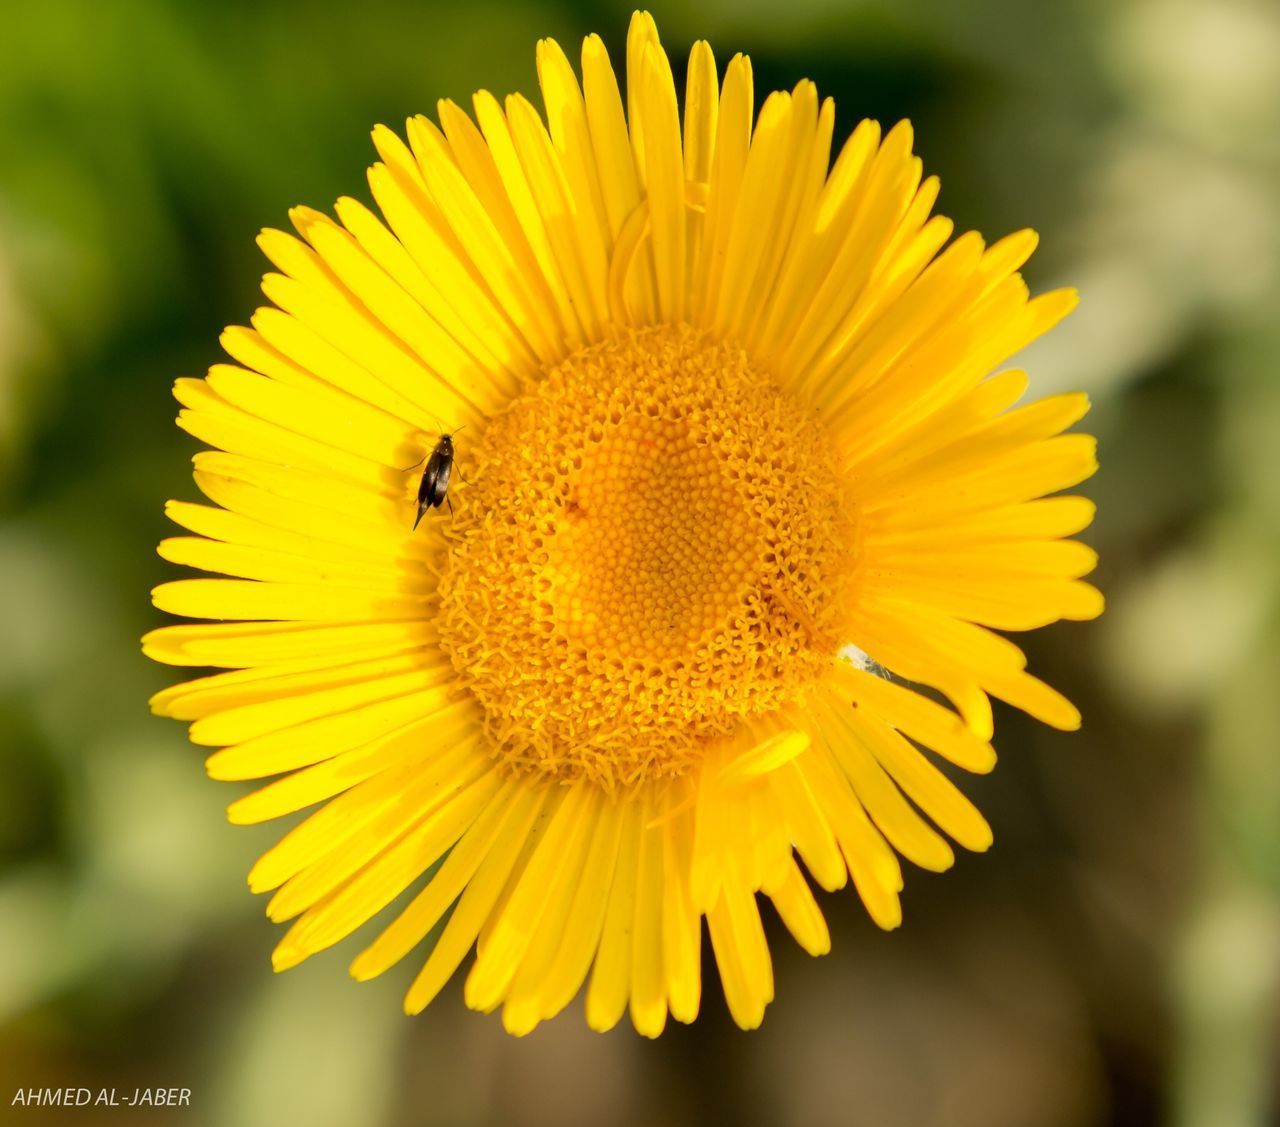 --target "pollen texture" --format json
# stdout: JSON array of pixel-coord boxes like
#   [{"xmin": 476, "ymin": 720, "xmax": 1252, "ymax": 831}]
[{"xmin": 437, "ymin": 326, "xmax": 858, "ymax": 789}]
